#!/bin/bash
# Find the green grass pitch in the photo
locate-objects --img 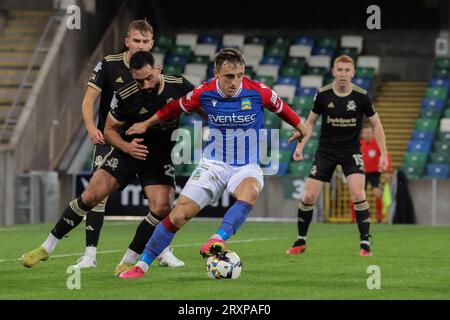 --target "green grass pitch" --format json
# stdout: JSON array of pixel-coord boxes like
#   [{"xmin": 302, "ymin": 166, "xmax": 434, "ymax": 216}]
[{"xmin": 0, "ymin": 221, "xmax": 449, "ymax": 299}]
